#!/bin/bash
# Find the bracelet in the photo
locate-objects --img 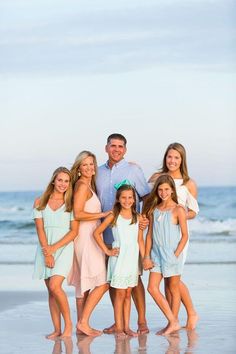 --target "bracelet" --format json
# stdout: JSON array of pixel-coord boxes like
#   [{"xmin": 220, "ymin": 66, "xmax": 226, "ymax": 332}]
[{"xmin": 143, "ymin": 255, "xmax": 151, "ymax": 260}]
